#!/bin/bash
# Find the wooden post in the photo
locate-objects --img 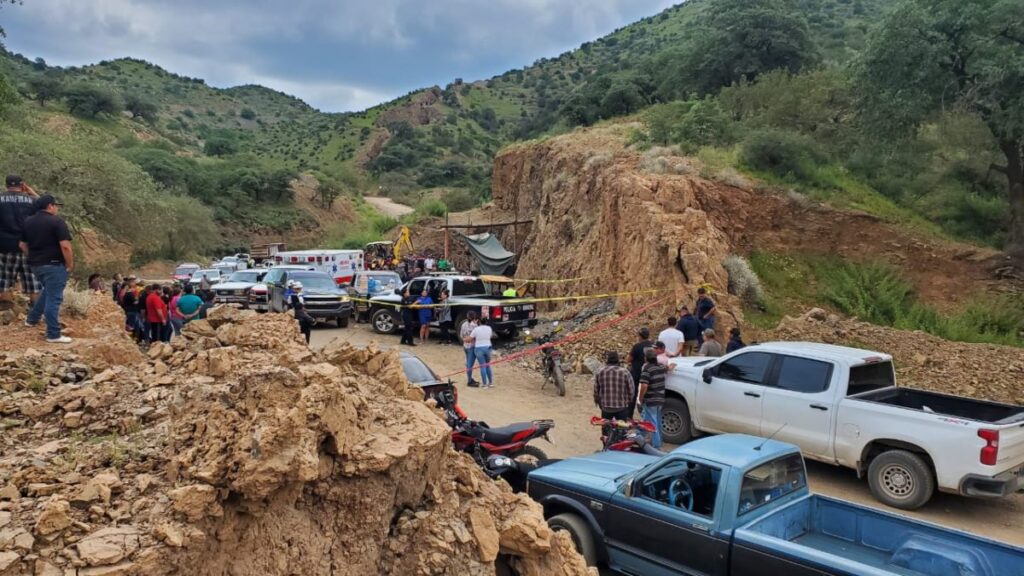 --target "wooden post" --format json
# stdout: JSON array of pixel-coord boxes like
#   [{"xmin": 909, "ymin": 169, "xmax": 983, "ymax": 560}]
[{"xmin": 444, "ymin": 212, "xmax": 450, "ymax": 260}]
